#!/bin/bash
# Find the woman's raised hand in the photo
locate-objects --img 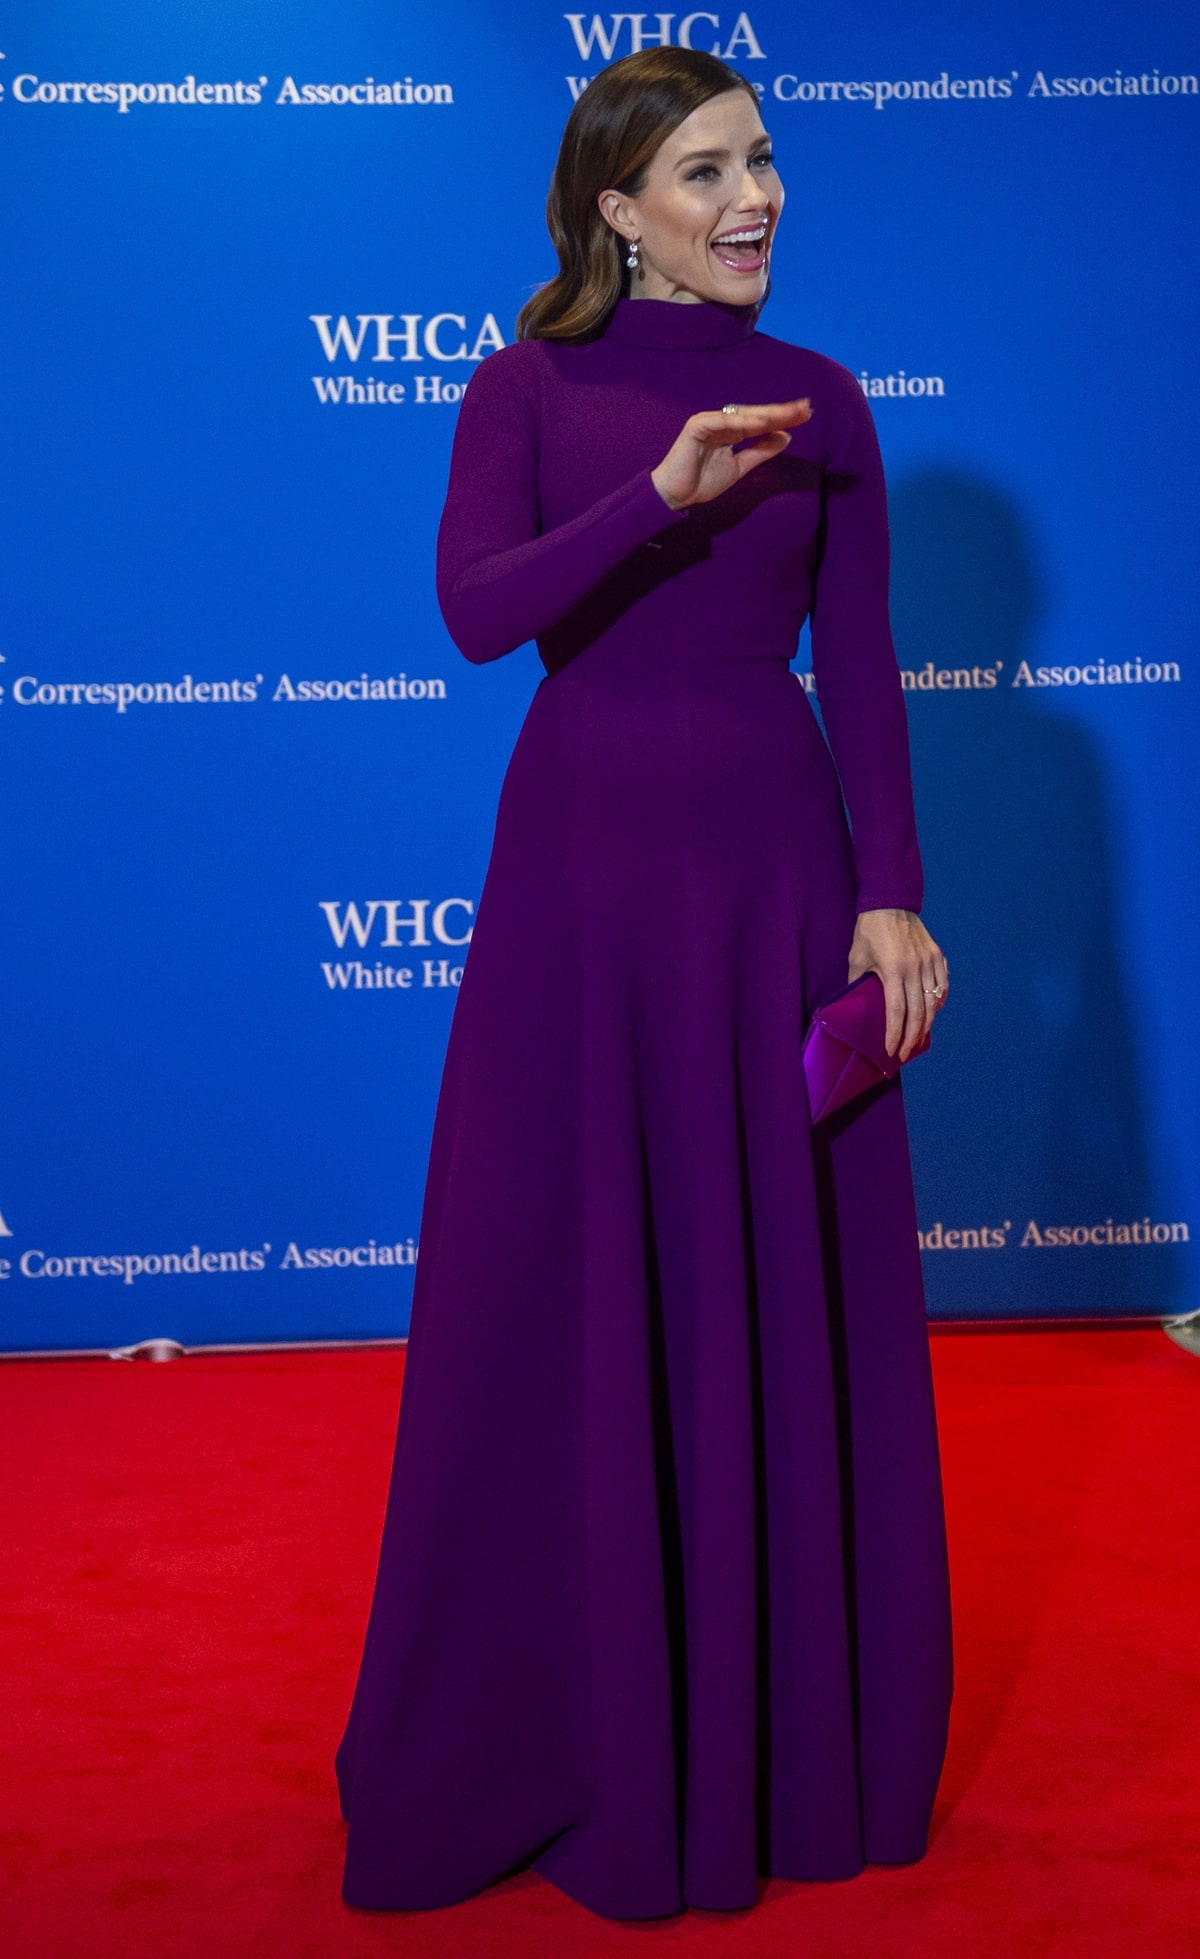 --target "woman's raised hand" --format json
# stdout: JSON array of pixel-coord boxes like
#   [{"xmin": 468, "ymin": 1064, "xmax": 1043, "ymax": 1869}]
[{"xmin": 651, "ymin": 399, "xmax": 812, "ymax": 511}]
